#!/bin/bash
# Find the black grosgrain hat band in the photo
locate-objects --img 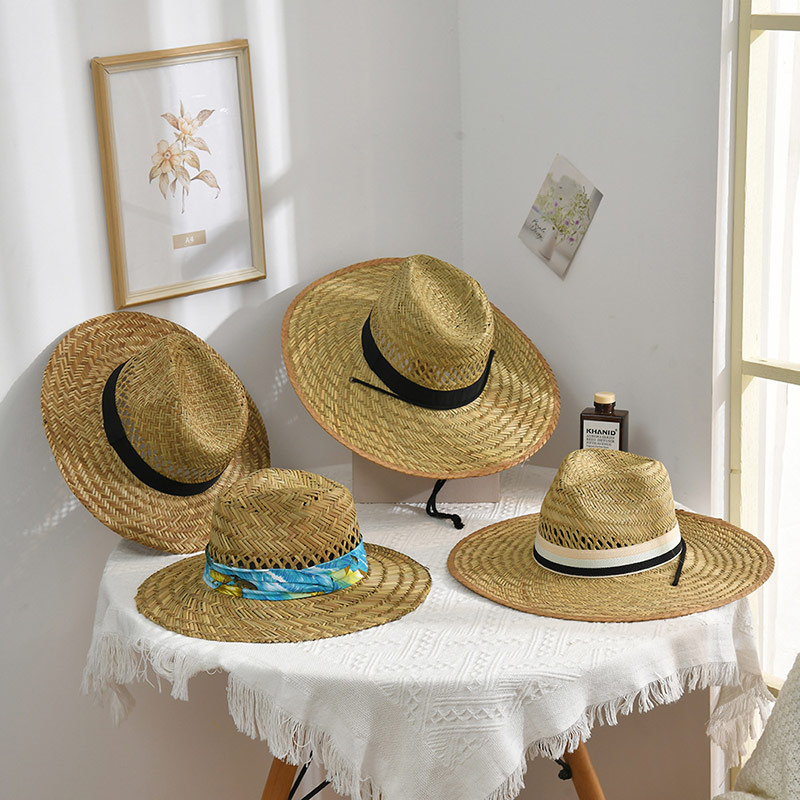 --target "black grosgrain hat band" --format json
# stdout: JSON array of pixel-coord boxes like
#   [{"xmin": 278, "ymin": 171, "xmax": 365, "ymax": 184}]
[
  {"xmin": 351, "ymin": 314, "xmax": 495, "ymax": 411},
  {"xmin": 102, "ymin": 363, "xmax": 222, "ymax": 496}
]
